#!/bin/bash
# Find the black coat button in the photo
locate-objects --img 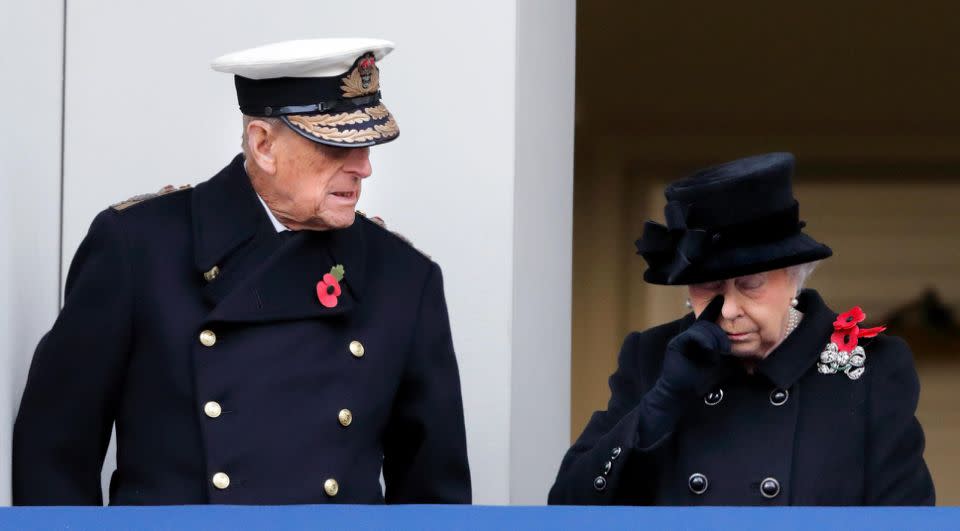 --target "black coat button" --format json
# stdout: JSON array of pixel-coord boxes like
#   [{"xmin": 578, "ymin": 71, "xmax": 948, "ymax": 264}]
[
  {"xmin": 594, "ymin": 476, "xmax": 607, "ymax": 491},
  {"xmin": 603, "ymin": 461, "xmax": 612, "ymax": 475},
  {"xmin": 769, "ymin": 388, "xmax": 789, "ymax": 406},
  {"xmin": 611, "ymin": 447, "xmax": 622, "ymax": 460},
  {"xmin": 688, "ymin": 473, "xmax": 708, "ymax": 495},
  {"xmin": 704, "ymin": 388, "xmax": 724, "ymax": 406},
  {"xmin": 761, "ymin": 477, "xmax": 781, "ymax": 498}
]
